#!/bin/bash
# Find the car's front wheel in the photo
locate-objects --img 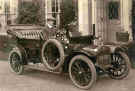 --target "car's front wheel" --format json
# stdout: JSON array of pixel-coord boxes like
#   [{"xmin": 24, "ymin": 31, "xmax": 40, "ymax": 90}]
[
  {"xmin": 108, "ymin": 51, "xmax": 131, "ymax": 79},
  {"xmin": 69, "ymin": 55, "xmax": 97, "ymax": 90}
]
